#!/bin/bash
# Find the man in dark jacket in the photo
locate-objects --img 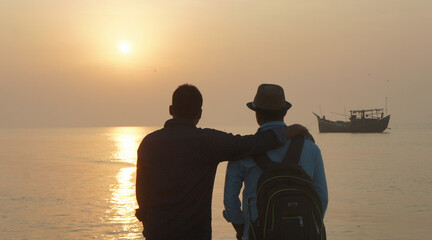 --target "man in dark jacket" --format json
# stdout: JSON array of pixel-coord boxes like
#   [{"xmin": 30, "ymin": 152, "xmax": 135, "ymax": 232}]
[{"xmin": 135, "ymin": 84, "xmax": 312, "ymax": 240}]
